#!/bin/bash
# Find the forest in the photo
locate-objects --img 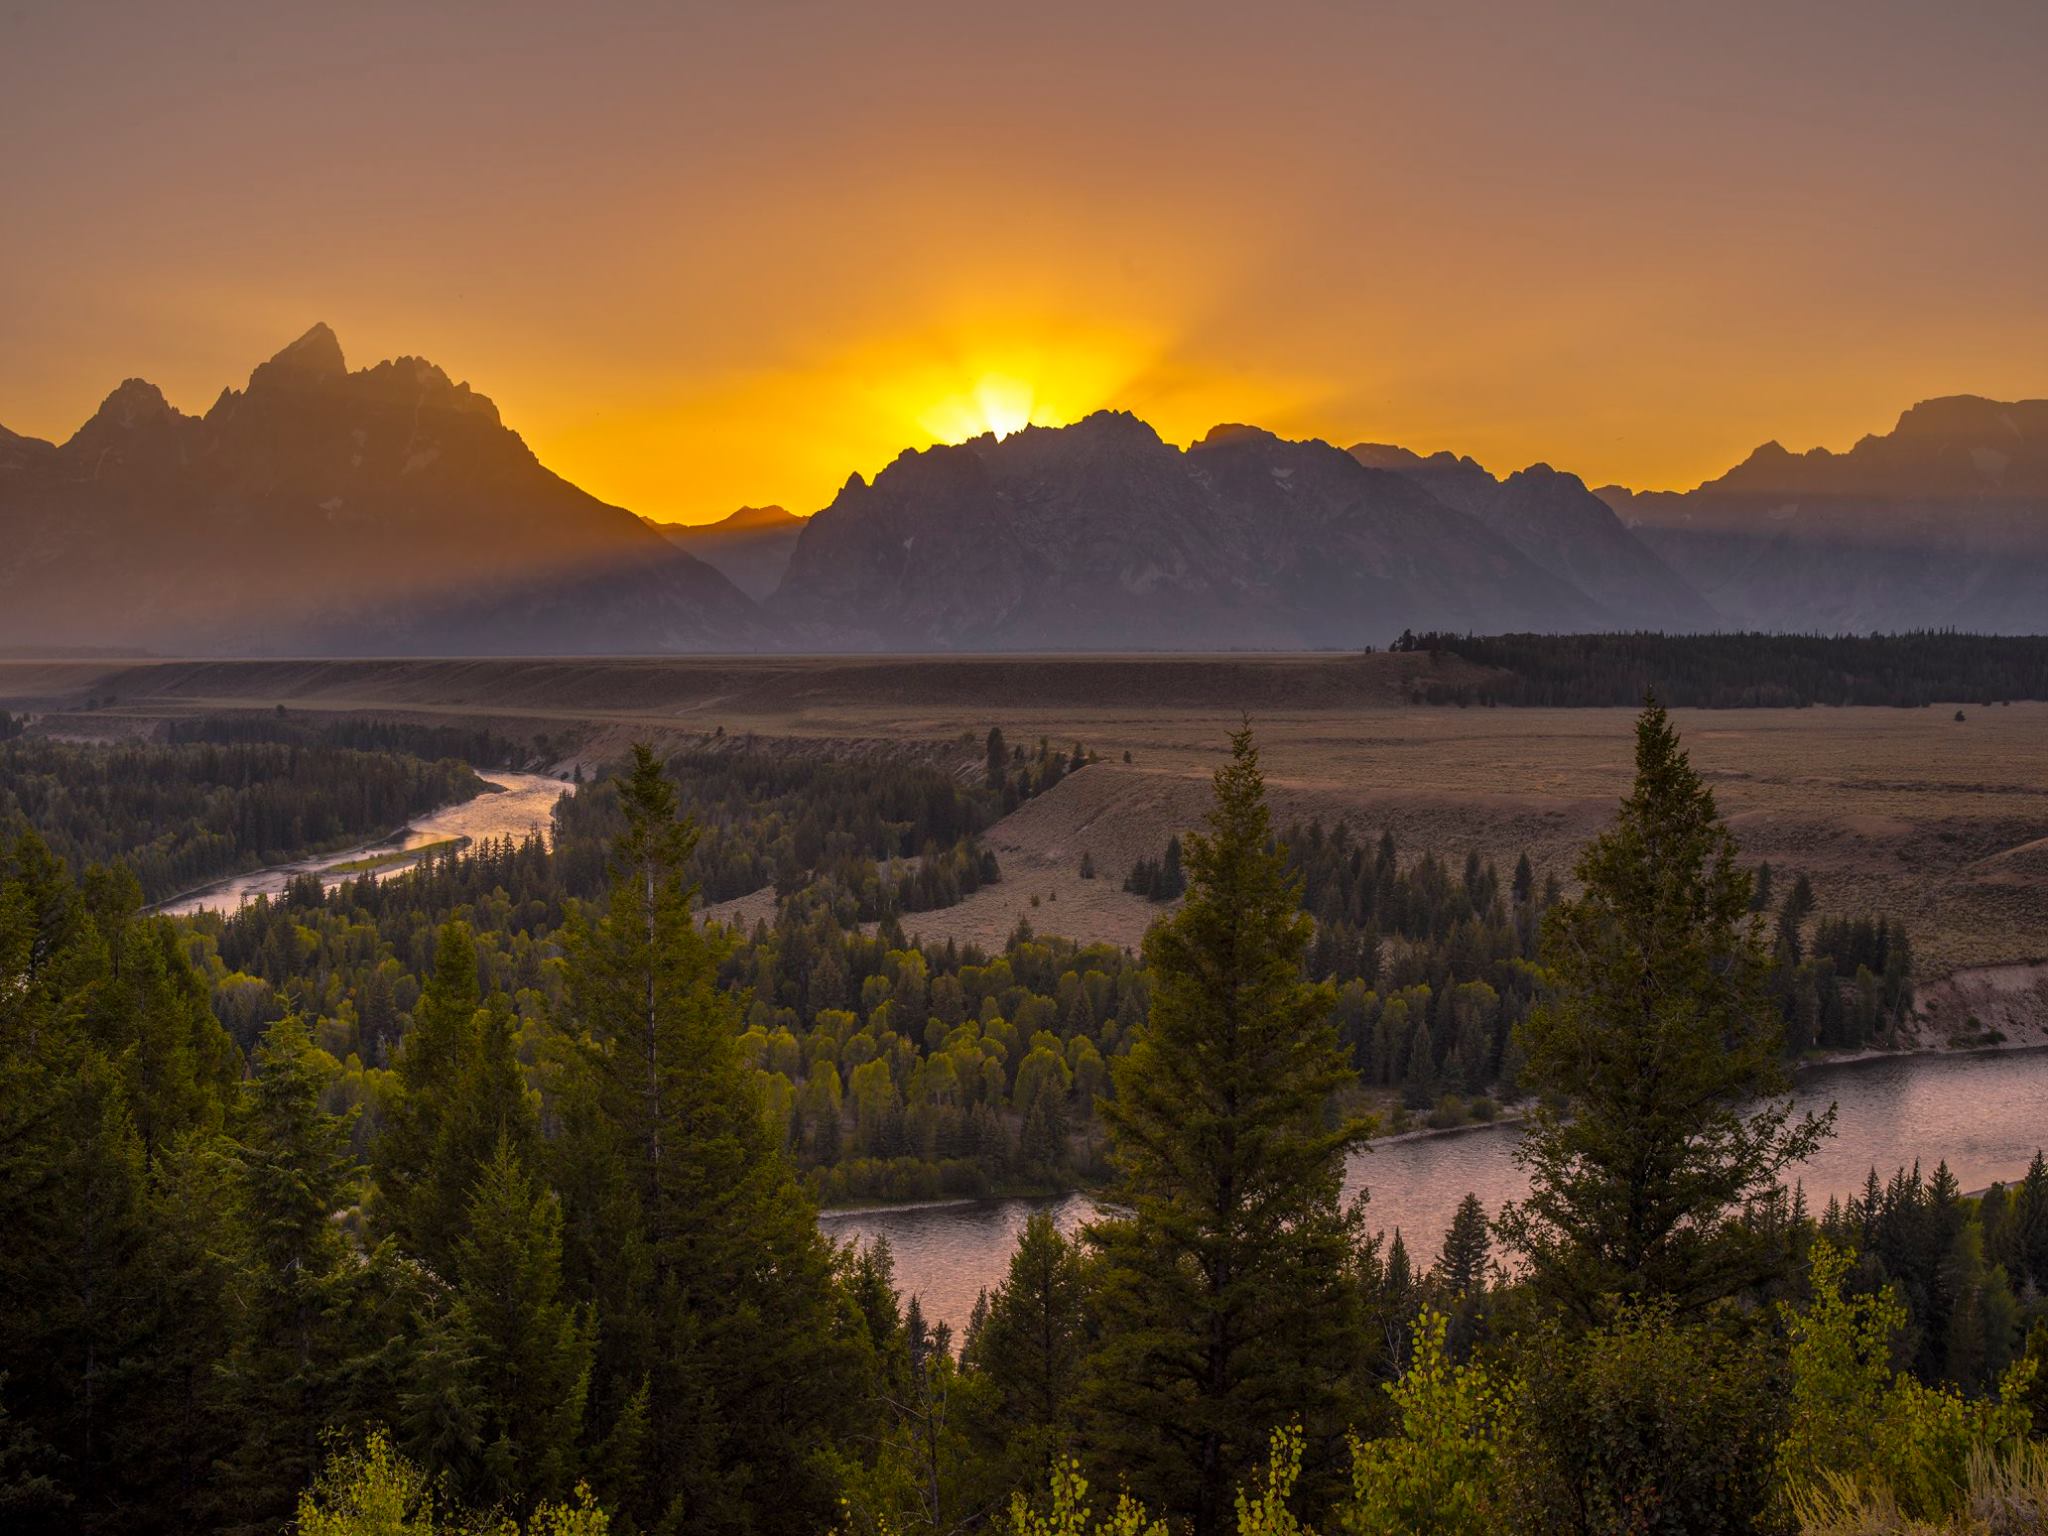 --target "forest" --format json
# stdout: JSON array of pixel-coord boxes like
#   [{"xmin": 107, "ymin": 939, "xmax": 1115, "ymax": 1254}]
[
  {"xmin": 1389, "ymin": 630, "xmax": 2048, "ymax": 708},
  {"xmin": 0, "ymin": 734, "xmax": 484, "ymax": 901},
  {"xmin": 1, "ymin": 708, "xmax": 2044, "ymax": 1535}
]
